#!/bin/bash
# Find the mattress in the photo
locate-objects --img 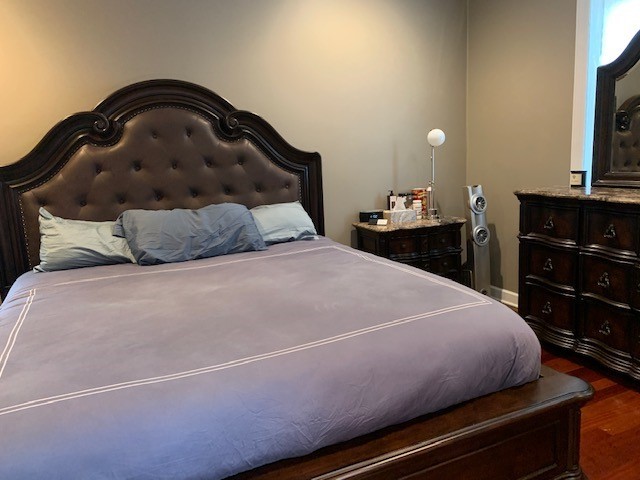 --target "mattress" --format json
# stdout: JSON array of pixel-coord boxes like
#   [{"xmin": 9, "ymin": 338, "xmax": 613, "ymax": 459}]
[{"xmin": 0, "ymin": 237, "xmax": 540, "ymax": 479}]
